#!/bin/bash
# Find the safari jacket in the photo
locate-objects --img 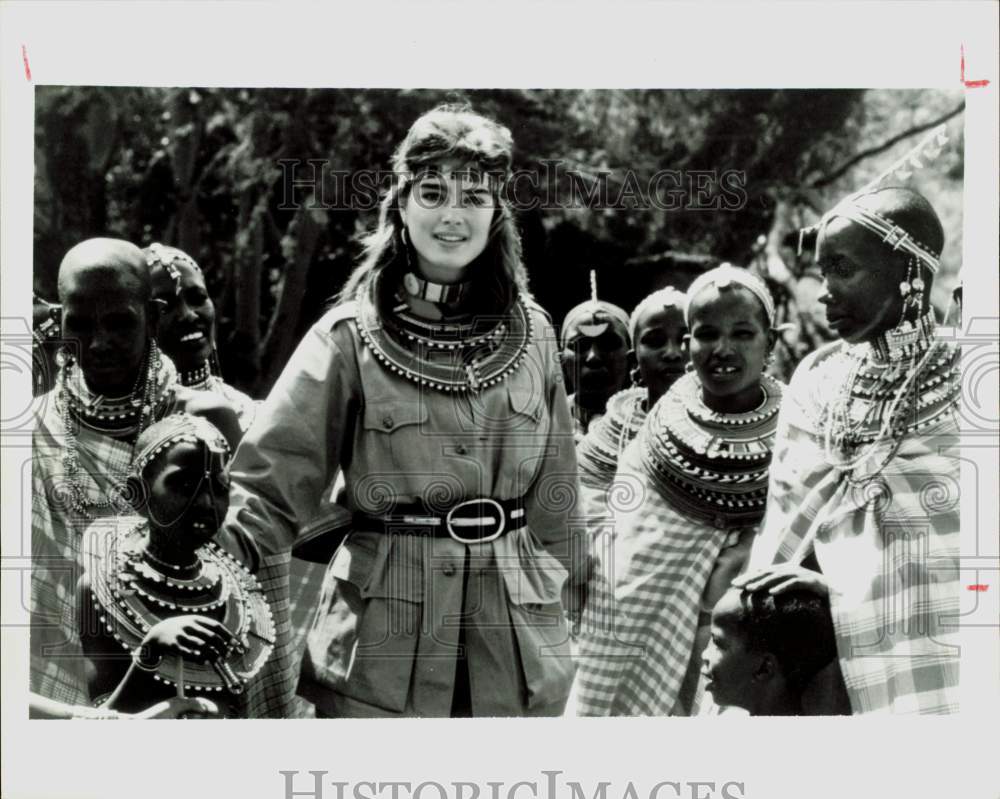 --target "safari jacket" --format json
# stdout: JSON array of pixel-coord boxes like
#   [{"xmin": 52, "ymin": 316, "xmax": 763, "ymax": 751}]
[{"xmin": 226, "ymin": 298, "xmax": 587, "ymax": 717}]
